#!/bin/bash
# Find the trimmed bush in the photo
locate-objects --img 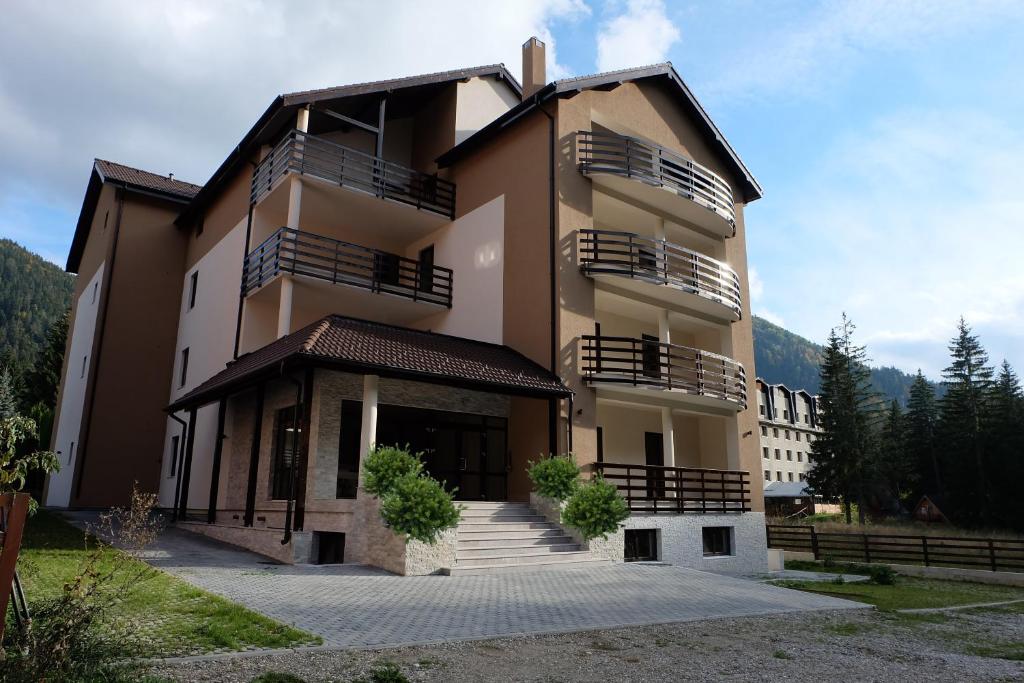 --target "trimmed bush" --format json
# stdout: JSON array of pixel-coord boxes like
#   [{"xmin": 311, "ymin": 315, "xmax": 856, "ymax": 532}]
[
  {"xmin": 561, "ymin": 475, "xmax": 629, "ymax": 541},
  {"xmin": 362, "ymin": 445, "xmax": 423, "ymax": 496},
  {"xmin": 868, "ymin": 564, "xmax": 897, "ymax": 585},
  {"xmin": 527, "ymin": 454, "xmax": 580, "ymax": 501},
  {"xmin": 379, "ymin": 474, "xmax": 461, "ymax": 544}
]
